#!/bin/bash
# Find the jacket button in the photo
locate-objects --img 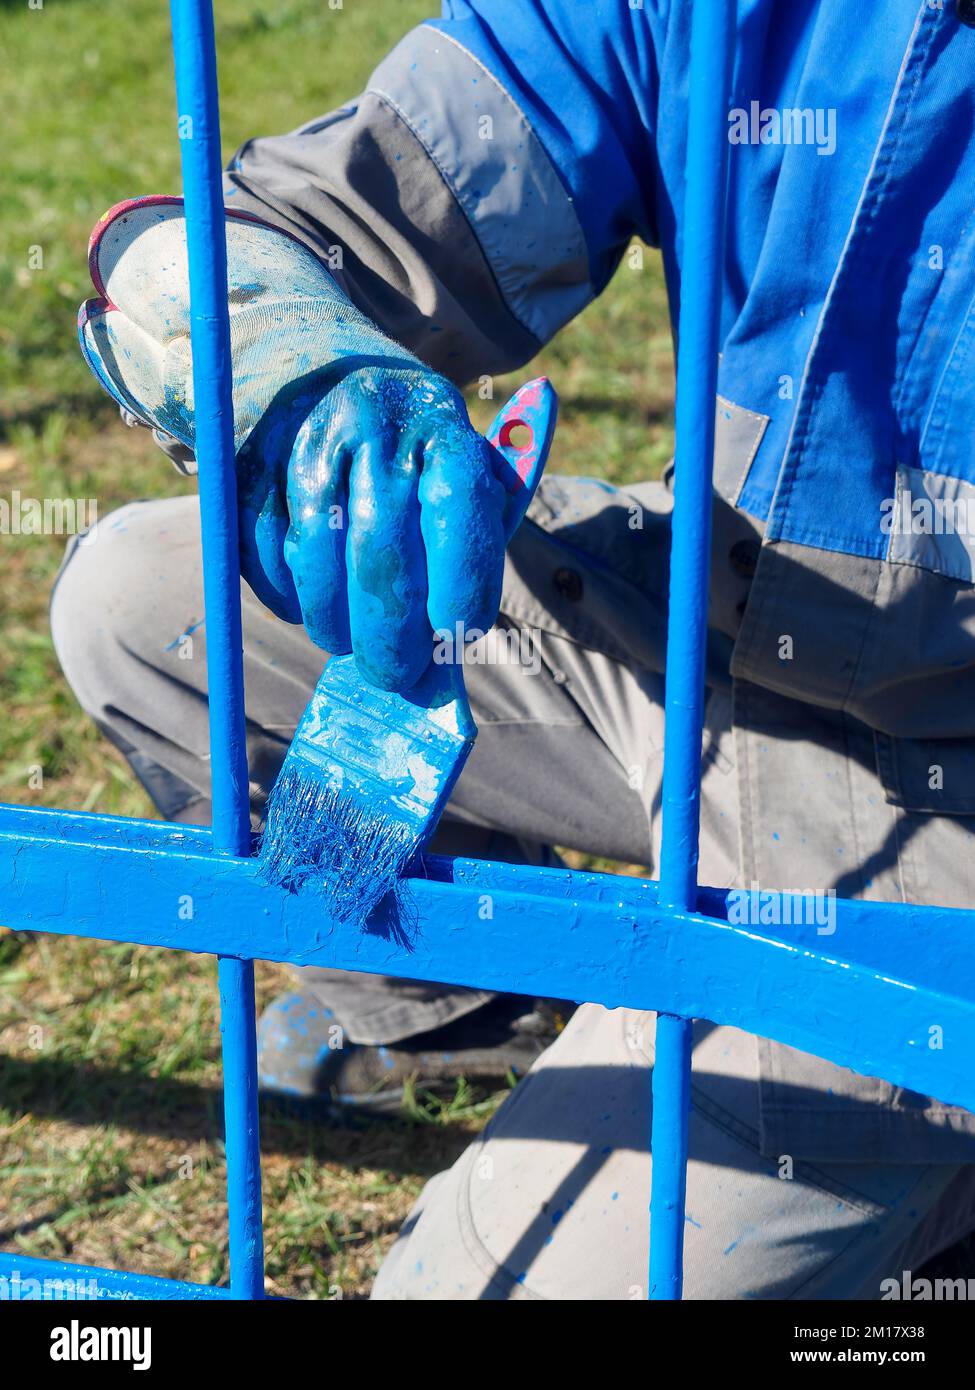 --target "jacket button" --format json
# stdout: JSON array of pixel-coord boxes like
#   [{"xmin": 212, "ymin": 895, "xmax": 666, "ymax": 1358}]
[
  {"xmin": 729, "ymin": 538, "xmax": 760, "ymax": 578},
  {"xmin": 959, "ymin": 0, "xmax": 975, "ymax": 26},
  {"xmin": 553, "ymin": 567, "xmax": 583, "ymax": 601}
]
